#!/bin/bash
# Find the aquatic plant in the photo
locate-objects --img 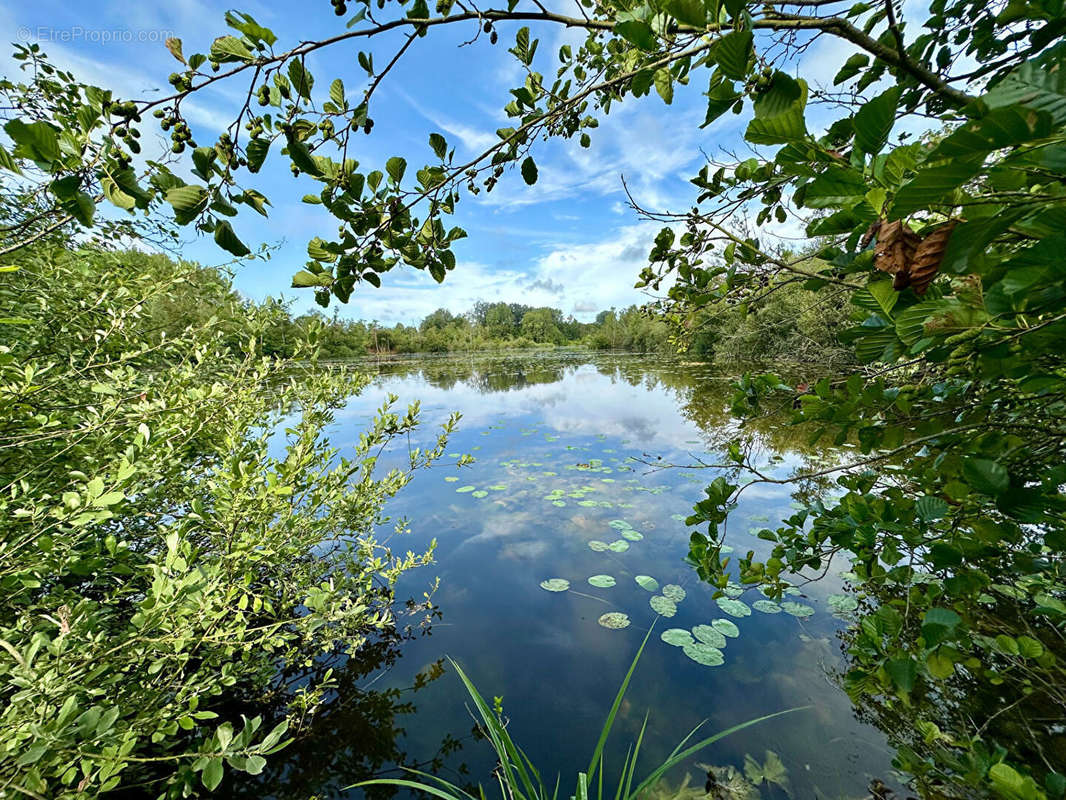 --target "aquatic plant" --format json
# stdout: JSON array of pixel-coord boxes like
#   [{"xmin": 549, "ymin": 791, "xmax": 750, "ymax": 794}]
[{"xmin": 353, "ymin": 632, "xmax": 802, "ymax": 800}]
